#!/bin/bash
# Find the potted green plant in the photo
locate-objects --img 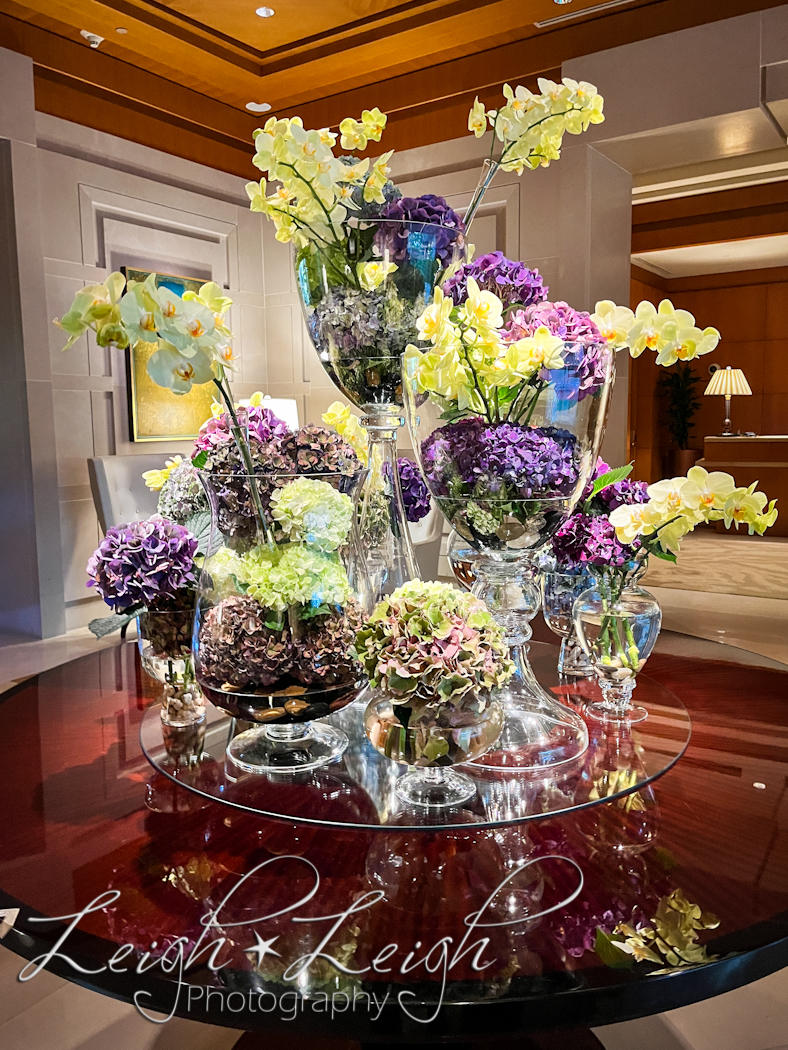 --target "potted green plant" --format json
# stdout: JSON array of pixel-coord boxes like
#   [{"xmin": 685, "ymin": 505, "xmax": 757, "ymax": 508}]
[{"xmin": 658, "ymin": 361, "xmax": 703, "ymax": 476}]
